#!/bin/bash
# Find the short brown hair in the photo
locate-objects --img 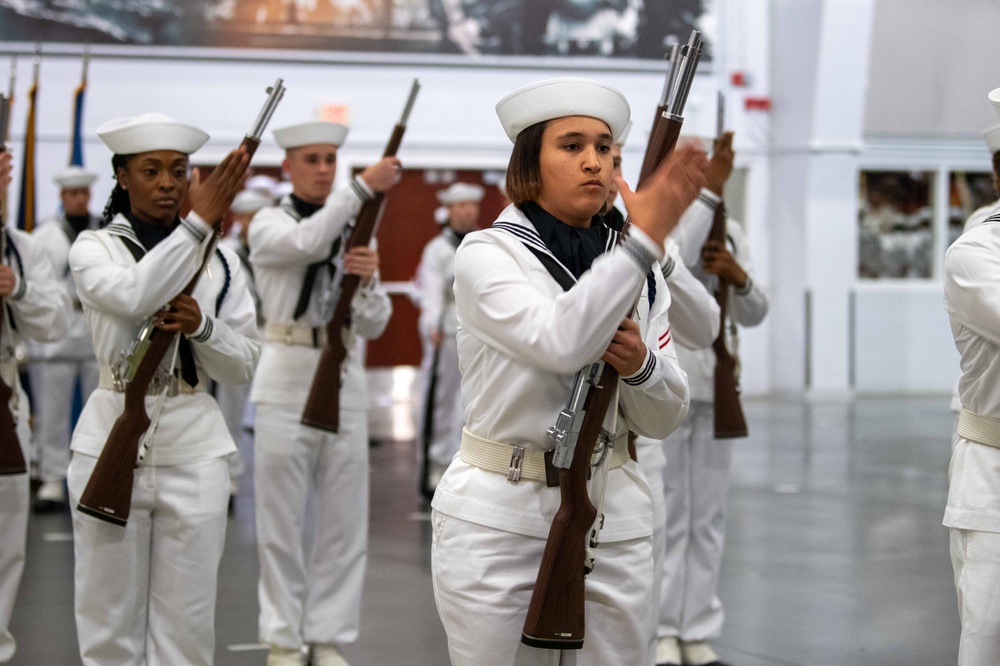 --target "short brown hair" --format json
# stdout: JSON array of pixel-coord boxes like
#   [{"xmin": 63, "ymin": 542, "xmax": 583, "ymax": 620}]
[{"xmin": 504, "ymin": 121, "xmax": 547, "ymax": 206}]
